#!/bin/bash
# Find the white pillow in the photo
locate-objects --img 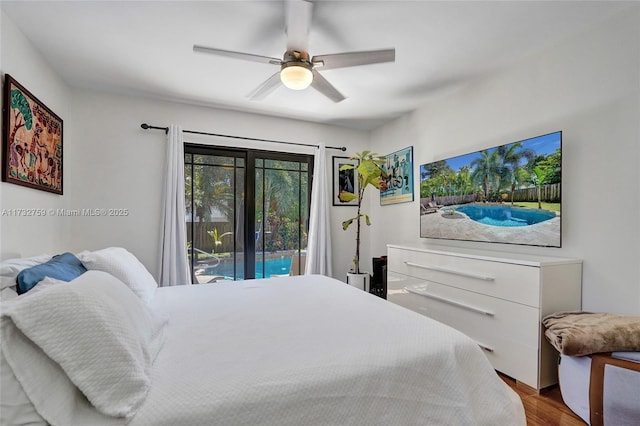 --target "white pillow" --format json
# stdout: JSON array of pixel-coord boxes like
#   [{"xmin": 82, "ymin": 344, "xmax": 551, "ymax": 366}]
[
  {"xmin": 78, "ymin": 247, "xmax": 157, "ymax": 304},
  {"xmin": 0, "ymin": 348, "xmax": 47, "ymax": 426},
  {"xmin": 1, "ymin": 284, "xmax": 43, "ymax": 425},
  {"xmin": 0, "ymin": 255, "xmax": 52, "ymax": 290},
  {"xmin": 1, "ymin": 270, "xmax": 168, "ymax": 419},
  {"xmin": 0, "ymin": 277, "xmax": 64, "ymax": 302},
  {"xmin": 0, "ymin": 287, "xmax": 19, "ymax": 301},
  {"xmin": 28, "ymin": 276, "xmax": 68, "ymax": 295}
]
